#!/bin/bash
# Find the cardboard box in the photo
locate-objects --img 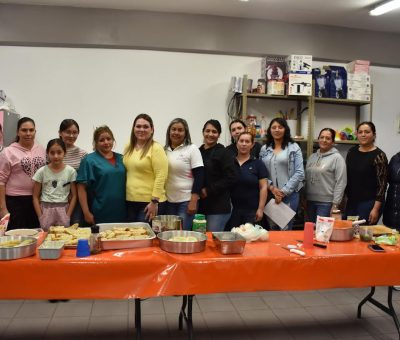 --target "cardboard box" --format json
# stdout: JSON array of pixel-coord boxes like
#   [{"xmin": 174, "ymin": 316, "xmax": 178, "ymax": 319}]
[
  {"xmin": 323, "ymin": 65, "xmax": 347, "ymax": 99},
  {"xmin": 347, "ymin": 93, "xmax": 371, "ymax": 101},
  {"xmin": 313, "ymin": 68, "xmax": 330, "ymax": 98},
  {"xmin": 261, "ymin": 55, "xmax": 286, "ymax": 80},
  {"xmin": 346, "ymin": 60, "xmax": 370, "ymax": 74},
  {"xmin": 348, "ymin": 85, "xmax": 371, "ymax": 95},
  {"xmin": 347, "ymin": 73, "xmax": 371, "ymax": 83},
  {"xmin": 286, "ymin": 55, "xmax": 312, "ymax": 73},
  {"xmin": 287, "ymin": 73, "xmax": 312, "ymax": 96}
]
